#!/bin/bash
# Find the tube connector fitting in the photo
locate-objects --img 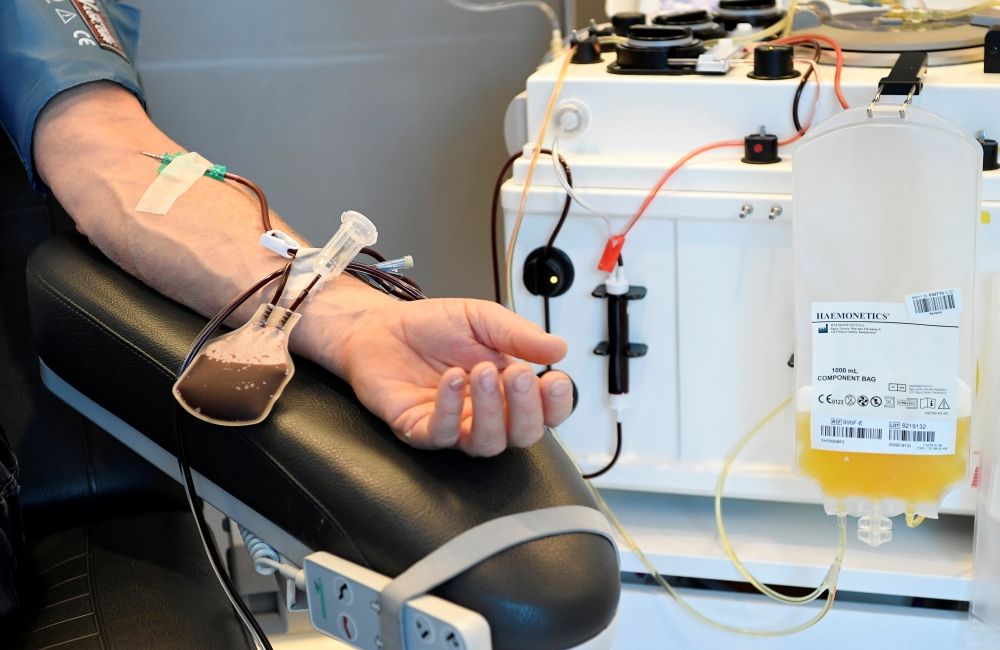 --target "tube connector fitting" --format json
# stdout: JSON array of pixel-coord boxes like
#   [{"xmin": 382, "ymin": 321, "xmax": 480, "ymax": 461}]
[
  {"xmin": 374, "ymin": 255, "xmax": 414, "ymax": 274},
  {"xmin": 608, "ymin": 394, "xmax": 629, "ymax": 420},
  {"xmin": 605, "ymin": 264, "xmax": 629, "ymax": 295},
  {"xmin": 858, "ymin": 509, "xmax": 892, "ymax": 546},
  {"xmin": 313, "ymin": 211, "xmax": 378, "ymax": 280},
  {"xmin": 552, "ymin": 28, "xmax": 565, "ymax": 58}
]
